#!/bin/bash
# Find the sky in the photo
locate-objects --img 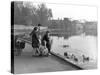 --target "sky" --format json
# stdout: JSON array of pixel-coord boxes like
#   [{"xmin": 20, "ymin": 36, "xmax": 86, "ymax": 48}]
[
  {"xmin": 31, "ymin": 1, "xmax": 97, "ymax": 21},
  {"xmin": 47, "ymin": 4, "xmax": 97, "ymax": 21}
]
